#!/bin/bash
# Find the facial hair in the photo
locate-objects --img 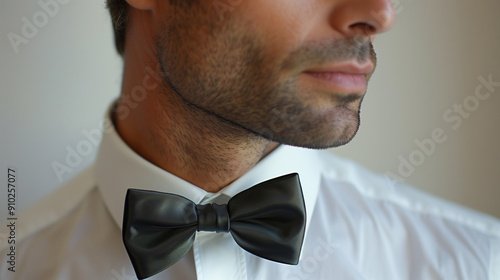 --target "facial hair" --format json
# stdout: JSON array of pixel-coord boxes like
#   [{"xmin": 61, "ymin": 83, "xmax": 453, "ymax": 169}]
[{"xmin": 156, "ymin": 6, "xmax": 377, "ymax": 149}]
